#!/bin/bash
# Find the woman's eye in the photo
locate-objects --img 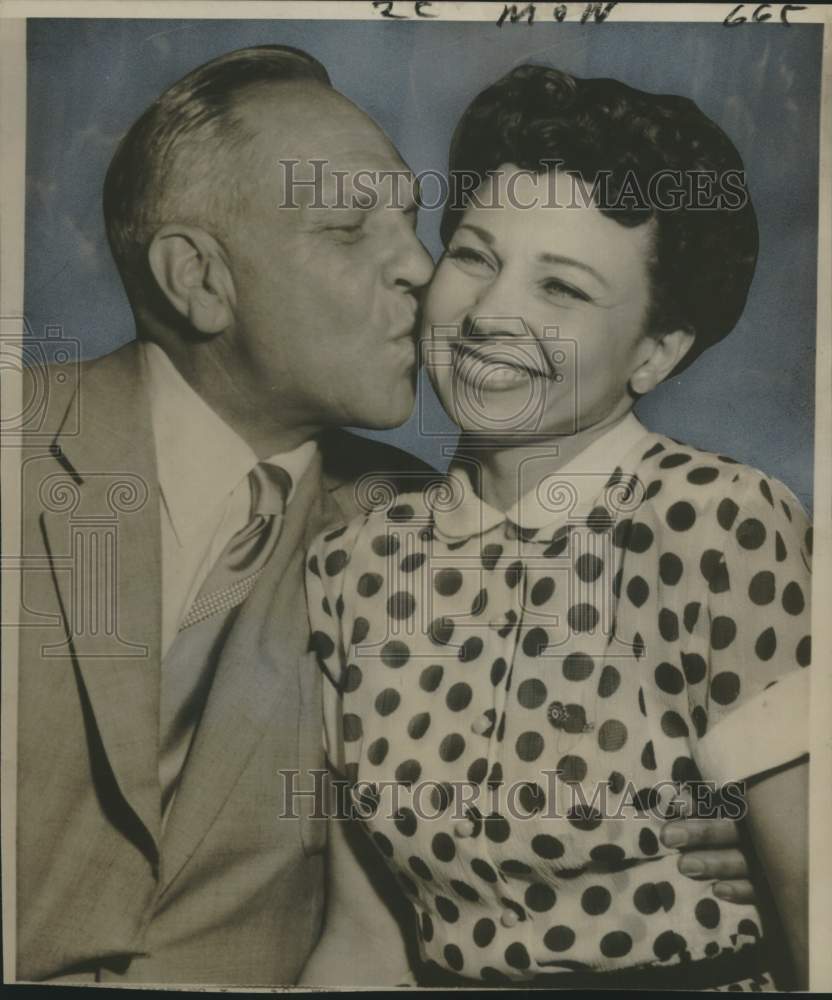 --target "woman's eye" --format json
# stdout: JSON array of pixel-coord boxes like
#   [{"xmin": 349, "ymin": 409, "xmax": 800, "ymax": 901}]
[
  {"xmin": 447, "ymin": 246, "xmax": 495, "ymax": 271},
  {"xmin": 327, "ymin": 222, "xmax": 364, "ymax": 240},
  {"xmin": 542, "ymin": 278, "xmax": 590, "ymax": 302}
]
